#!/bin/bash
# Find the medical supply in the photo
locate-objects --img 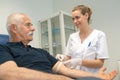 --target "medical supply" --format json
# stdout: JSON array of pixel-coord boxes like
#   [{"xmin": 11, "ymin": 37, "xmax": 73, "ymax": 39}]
[
  {"xmin": 56, "ymin": 54, "xmax": 66, "ymax": 61},
  {"xmin": 63, "ymin": 58, "xmax": 82, "ymax": 69}
]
